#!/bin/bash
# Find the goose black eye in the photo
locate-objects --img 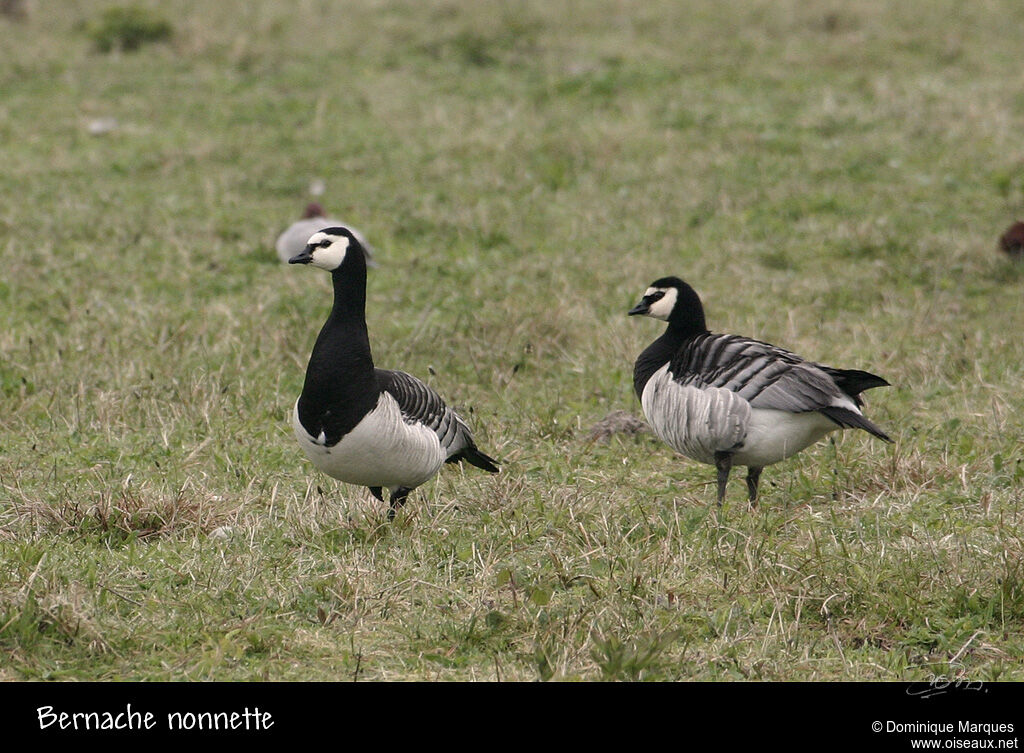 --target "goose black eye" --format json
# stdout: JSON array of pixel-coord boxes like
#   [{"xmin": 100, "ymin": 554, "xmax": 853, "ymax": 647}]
[
  {"xmin": 319, "ymin": 239, "xmax": 332, "ymax": 248},
  {"xmin": 648, "ymin": 291, "xmax": 665, "ymax": 302}
]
